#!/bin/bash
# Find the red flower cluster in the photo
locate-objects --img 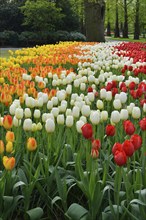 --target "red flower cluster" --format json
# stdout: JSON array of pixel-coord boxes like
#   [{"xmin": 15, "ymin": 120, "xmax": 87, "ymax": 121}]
[
  {"xmin": 123, "ymin": 120, "xmax": 135, "ymax": 135},
  {"xmin": 105, "ymin": 81, "xmax": 118, "ymax": 97},
  {"xmin": 112, "ymin": 134, "xmax": 142, "ymax": 166},
  {"xmin": 81, "ymin": 123, "xmax": 101, "ymax": 159}
]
